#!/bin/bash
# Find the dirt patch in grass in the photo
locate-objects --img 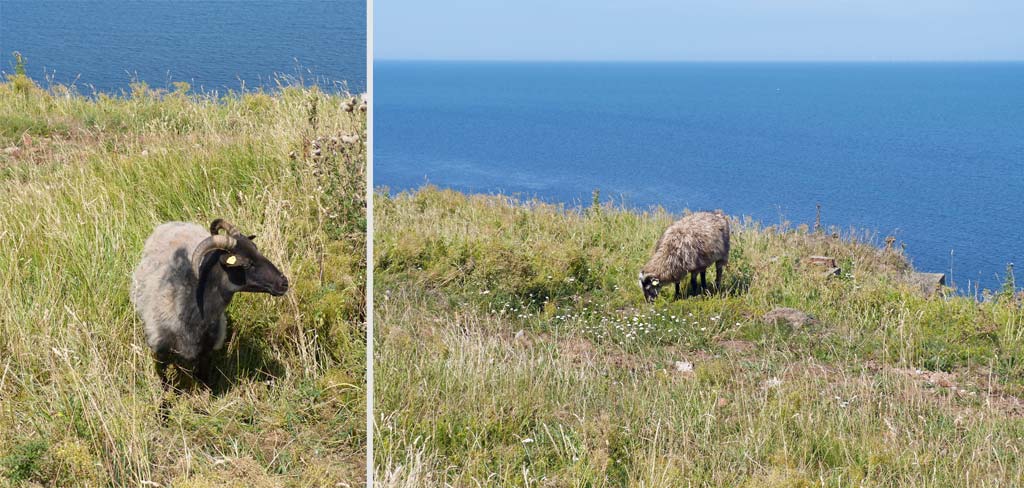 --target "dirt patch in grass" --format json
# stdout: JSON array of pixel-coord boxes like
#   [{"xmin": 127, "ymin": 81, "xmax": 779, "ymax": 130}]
[
  {"xmin": 719, "ymin": 339, "xmax": 756, "ymax": 354},
  {"xmin": 889, "ymin": 366, "xmax": 1024, "ymax": 416},
  {"xmin": 555, "ymin": 335, "xmax": 653, "ymax": 372}
]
